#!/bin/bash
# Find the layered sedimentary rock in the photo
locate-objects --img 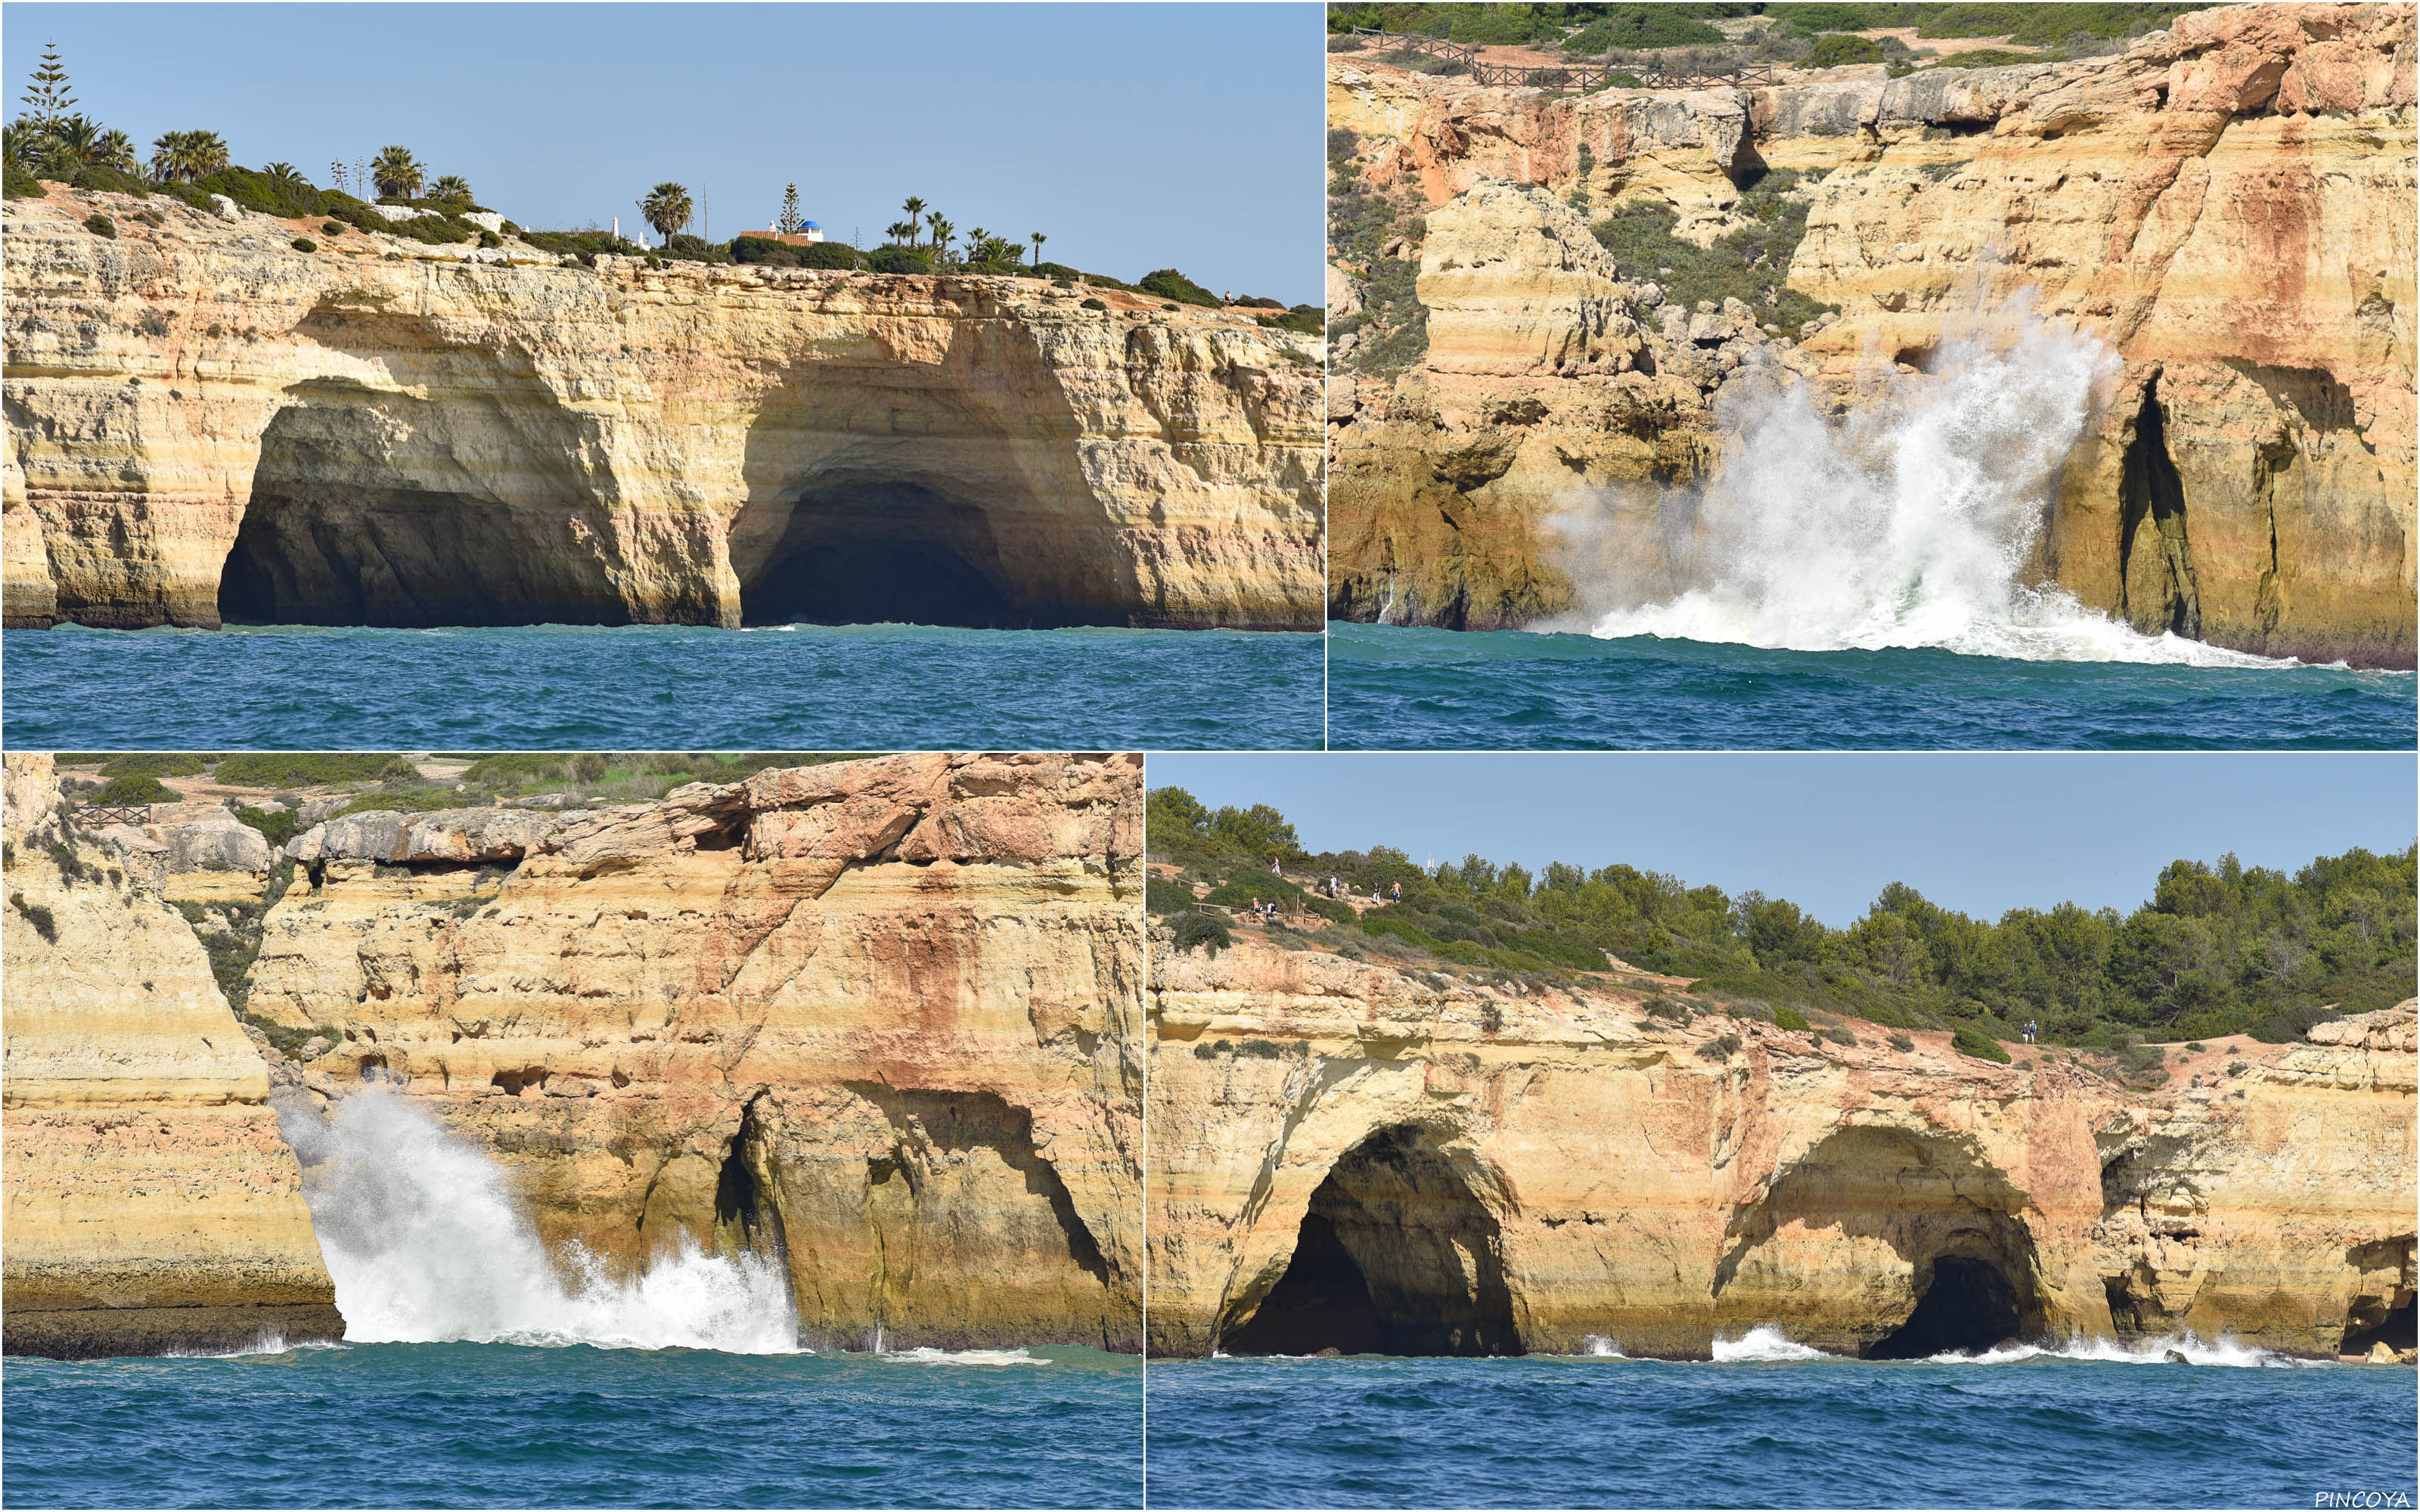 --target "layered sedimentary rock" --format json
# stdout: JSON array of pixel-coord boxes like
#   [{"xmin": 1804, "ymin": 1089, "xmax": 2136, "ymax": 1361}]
[
  {"xmin": 2, "ymin": 754, "xmax": 343, "ymax": 1358},
  {"xmin": 1148, "ymin": 938, "xmax": 2416, "ymax": 1359},
  {"xmin": 1328, "ymin": 2, "xmax": 2417, "ymax": 665},
  {"xmin": 227, "ymin": 754, "xmax": 1146, "ymax": 1351},
  {"xmin": 2, "ymin": 191, "xmax": 1323, "ymax": 632}
]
